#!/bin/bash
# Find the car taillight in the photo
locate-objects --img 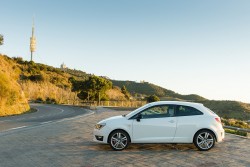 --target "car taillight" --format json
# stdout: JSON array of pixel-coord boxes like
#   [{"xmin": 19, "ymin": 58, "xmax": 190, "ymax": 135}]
[{"xmin": 215, "ymin": 117, "xmax": 221, "ymax": 124}]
